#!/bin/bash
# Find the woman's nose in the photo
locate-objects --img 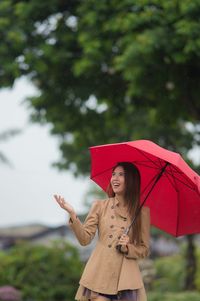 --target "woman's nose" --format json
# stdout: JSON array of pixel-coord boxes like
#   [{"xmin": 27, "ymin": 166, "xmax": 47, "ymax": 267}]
[{"xmin": 113, "ymin": 173, "xmax": 119, "ymax": 179}]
